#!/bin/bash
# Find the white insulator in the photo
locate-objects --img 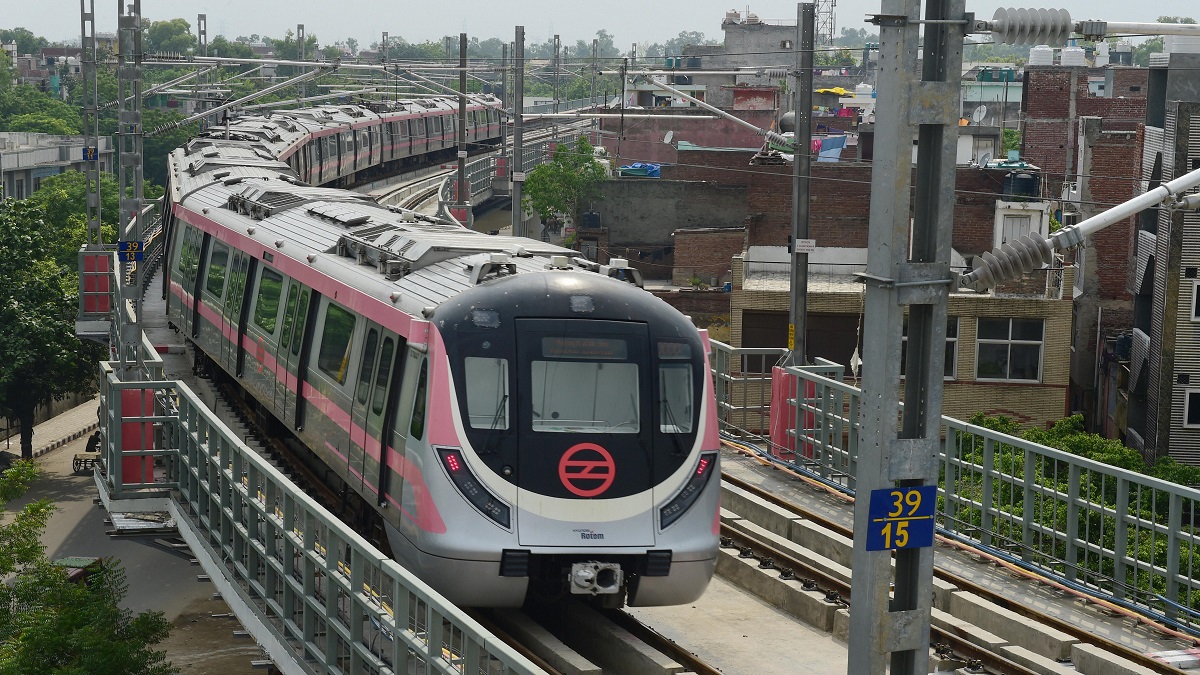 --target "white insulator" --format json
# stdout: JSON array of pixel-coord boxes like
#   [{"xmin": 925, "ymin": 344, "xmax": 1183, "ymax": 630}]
[
  {"xmin": 961, "ymin": 231, "xmax": 1055, "ymax": 289},
  {"xmin": 990, "ymin": 7, "xmax": 1073, "ymax": 46}
]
